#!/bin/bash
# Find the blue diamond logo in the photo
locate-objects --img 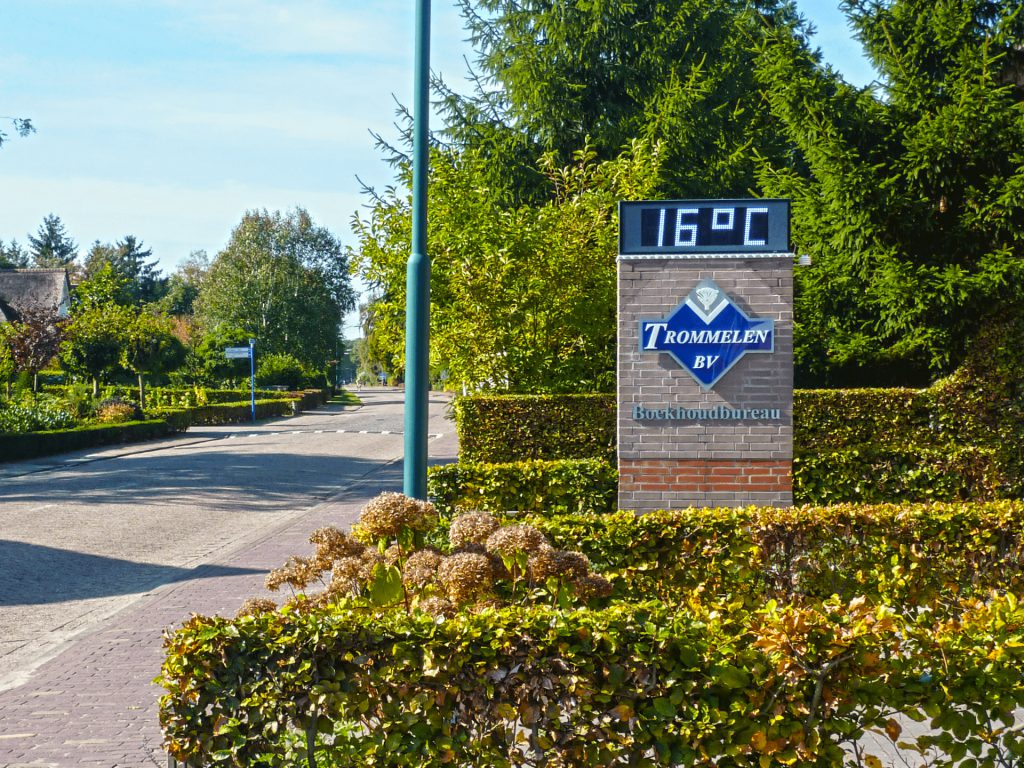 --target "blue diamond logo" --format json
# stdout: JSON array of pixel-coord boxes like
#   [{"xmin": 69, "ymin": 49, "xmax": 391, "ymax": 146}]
[{"xmin": 639, "ymin": 278, "xmax": 774, "ymax": 389}]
